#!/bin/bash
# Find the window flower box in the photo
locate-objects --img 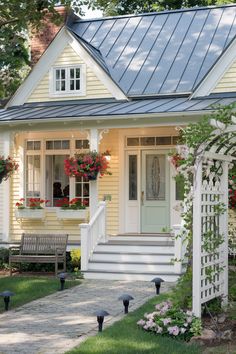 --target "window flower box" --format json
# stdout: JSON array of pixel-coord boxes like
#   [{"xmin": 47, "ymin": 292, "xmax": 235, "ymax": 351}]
[
  {"xmin": 15, "ymin": 208, "xmax": 45, "ymax": 220},
  {"xmin": 56, "ymin": 208, "xmax": 88, "ymax": 220}
]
